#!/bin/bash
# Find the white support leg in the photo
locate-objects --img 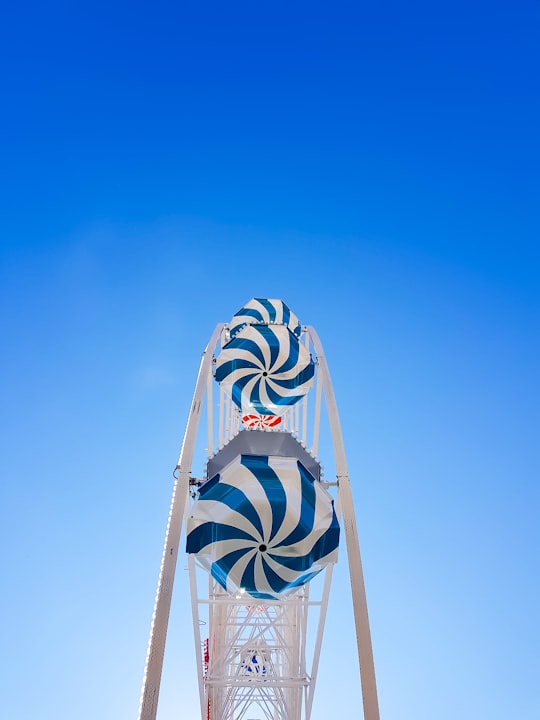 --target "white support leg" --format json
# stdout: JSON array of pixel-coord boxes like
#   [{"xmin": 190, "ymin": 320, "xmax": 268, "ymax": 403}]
[
  {"xmin": 138, "ymin": 323, "xmax": 224, "ymax": 720},
  {"xmin": 207, "ymin": 370, "xmax": 213, "ymax": 457},
  {"xmin": 304, "ymin": 565, "xmax": 333, "ymax": 720},
  {"xmin": 188, "ymin": 555, "xmax": 206, "ymax": 718},
  {"xmin": 307, "ymin": 326, "xmax": 380, "ymax": 720},
  {"xmin": 312, "ymin": 356, "xmax": 323, "ymax": 457}
]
